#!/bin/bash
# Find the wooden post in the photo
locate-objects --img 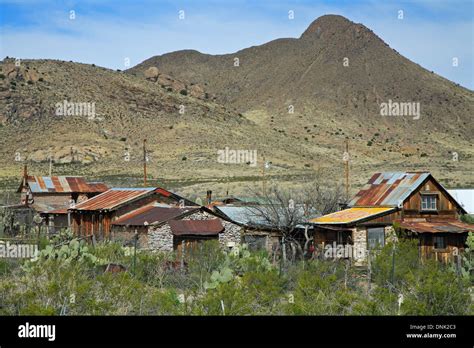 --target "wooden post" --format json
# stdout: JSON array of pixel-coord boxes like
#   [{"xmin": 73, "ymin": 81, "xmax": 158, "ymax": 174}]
[
  {"xmin": 344, "ymin": 139, "xmax": 350, "ymax": 201},
  {"xmin": 48, "ymin": 149, "xmax": 53, "ymax": 177}
]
